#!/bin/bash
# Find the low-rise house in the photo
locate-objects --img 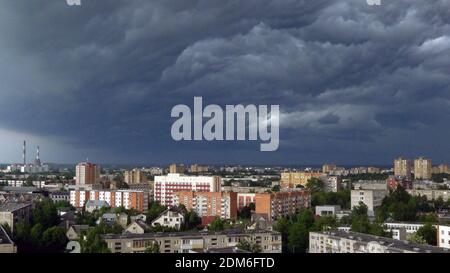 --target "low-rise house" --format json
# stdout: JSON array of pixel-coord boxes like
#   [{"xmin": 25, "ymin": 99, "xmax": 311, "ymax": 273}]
[
  {"xmin": 66, "ymin": 225, "xmax": 89, "ymax": 241},
  {"xmin": 97, "ymin": 213, "xmax": 118, "ymax": 226},
  {"xmin": 49, "ymin": 192, "xmax": 70, "ymax": 203},
  {"xmin": 118, "ymin": 212, "xmax": 129, "ymax": 228},
  {"xmin": 151, "ymin": 208, "xmax": 185, "ymax": 230},
  {"xmin": 85, "ymin": 200, "xmax": 110, "ymax": 213},
  {"xmin": 130, "ymin": 214, "xmax": 147, "ymax": 222},
  {"xmin": 124, "ymin": 220, "xmax": 149, "ymax": 234},
  {"xmin": 247, "ymin": 213, "xmax": 274, "ymax": 231}
]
